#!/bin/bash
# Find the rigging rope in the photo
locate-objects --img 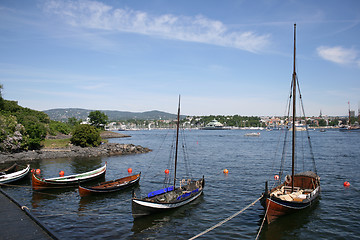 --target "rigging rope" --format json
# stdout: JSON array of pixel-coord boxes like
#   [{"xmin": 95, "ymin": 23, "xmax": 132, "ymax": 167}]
[
  {"xmin": 188, "ymin": 196, "xmax": 262, "ymax": 240},
  {"xmin": 296, "ymin": 76, "xmax": 317, "ymax": 174}
]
